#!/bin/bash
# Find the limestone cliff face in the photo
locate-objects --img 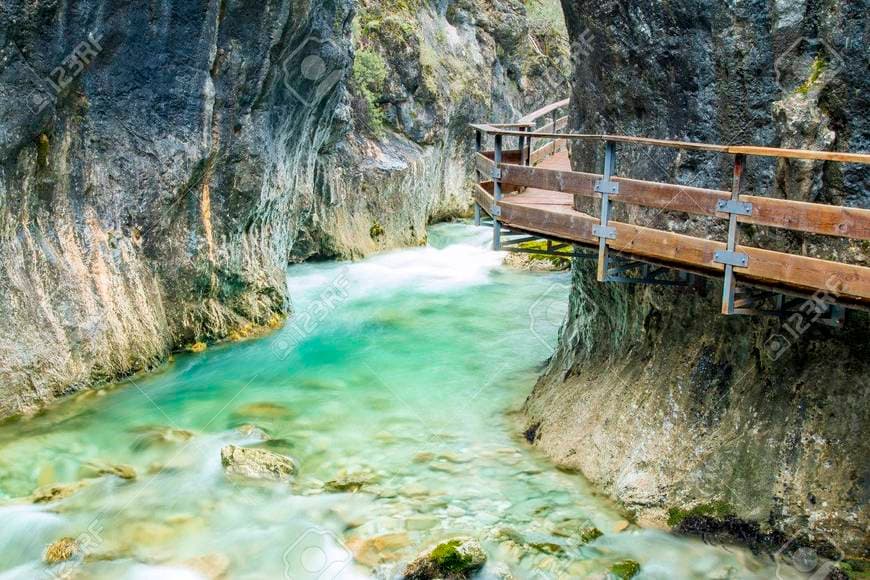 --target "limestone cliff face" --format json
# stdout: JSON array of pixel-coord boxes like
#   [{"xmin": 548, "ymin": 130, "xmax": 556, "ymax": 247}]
[
  {"xmin": 0, "ymin": 0, "xmax": 564, "ymax": 415},
  {"xmin": 290, "ymin": 0, "xmax": 567, "ymax": 260},
  {"xmin": 524, "ymin": 0, "xmax": 869, "ymax": 556}
]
